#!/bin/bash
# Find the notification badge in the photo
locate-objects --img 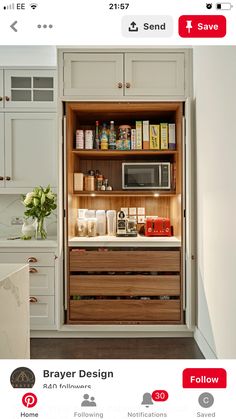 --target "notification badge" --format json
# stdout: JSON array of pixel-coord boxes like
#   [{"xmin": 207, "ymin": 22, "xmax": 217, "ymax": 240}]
[
  {"xmin": 179, "ymin": 15, "xmax": 226, "ymax": 37},
  {"xmin": 22, "ymin": 393, "xmax": 38, "ymax": 408}
]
